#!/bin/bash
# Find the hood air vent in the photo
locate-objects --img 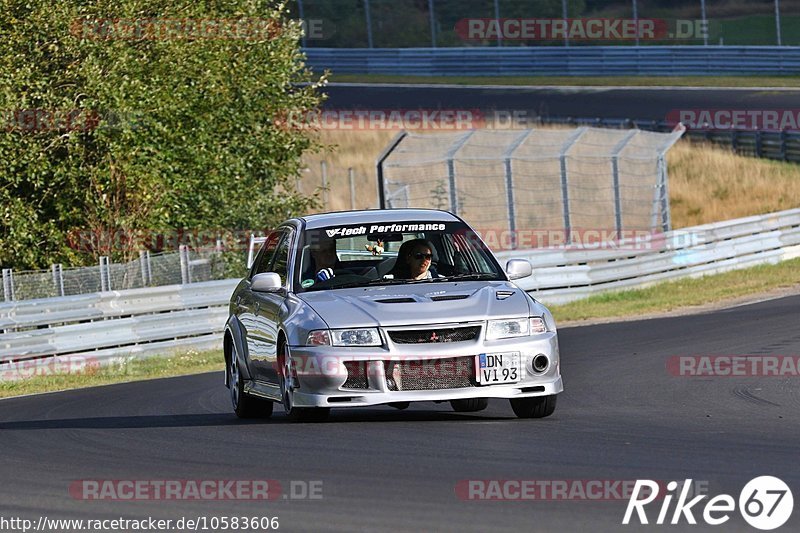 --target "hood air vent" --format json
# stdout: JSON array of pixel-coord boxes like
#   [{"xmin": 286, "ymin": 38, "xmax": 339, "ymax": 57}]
[{"xmin": 430, "ymin": 294, "xmax": 469, "ymax": 302}]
